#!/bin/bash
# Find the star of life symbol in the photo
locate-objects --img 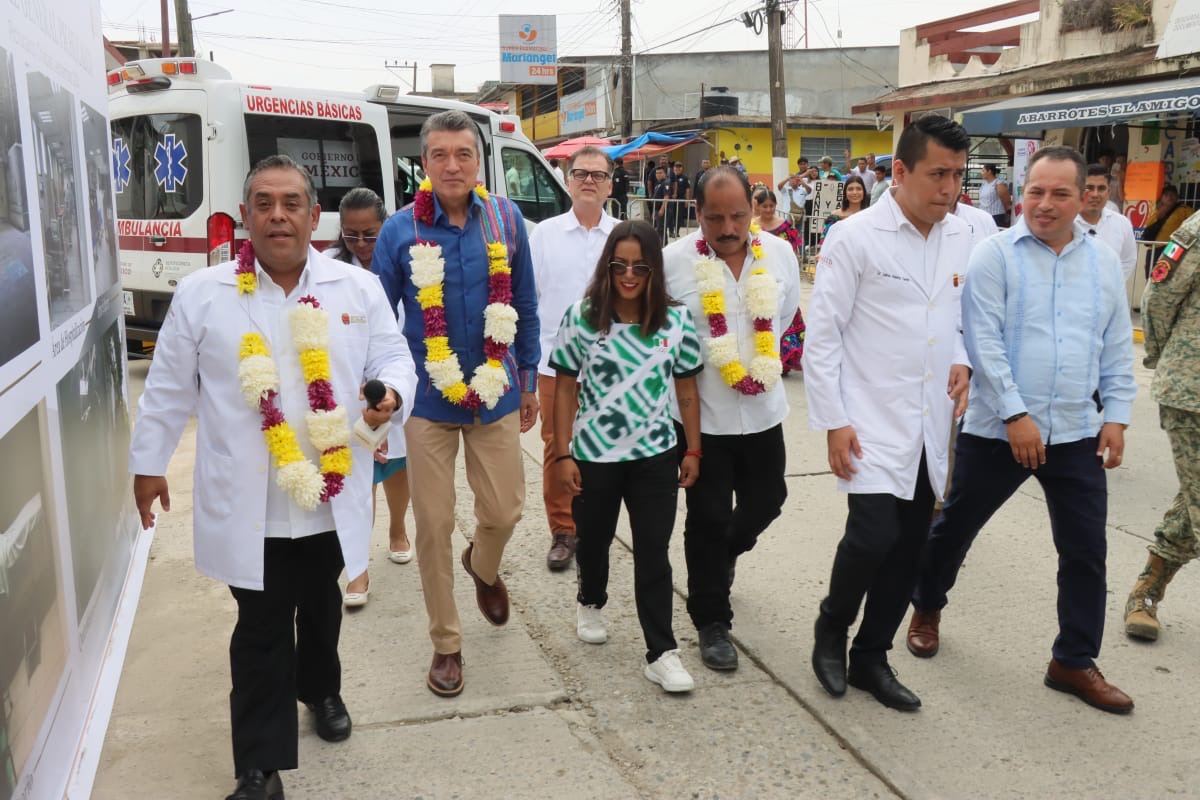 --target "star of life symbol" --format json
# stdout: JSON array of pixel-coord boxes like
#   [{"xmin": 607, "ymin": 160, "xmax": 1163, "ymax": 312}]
[
  {"xmin": 112, "ymin": 137, "xmax": 132, "ymax": 193},
  {"xmin": 153, "ymin": 133, "xmax": 188, "ymax": 192}
]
